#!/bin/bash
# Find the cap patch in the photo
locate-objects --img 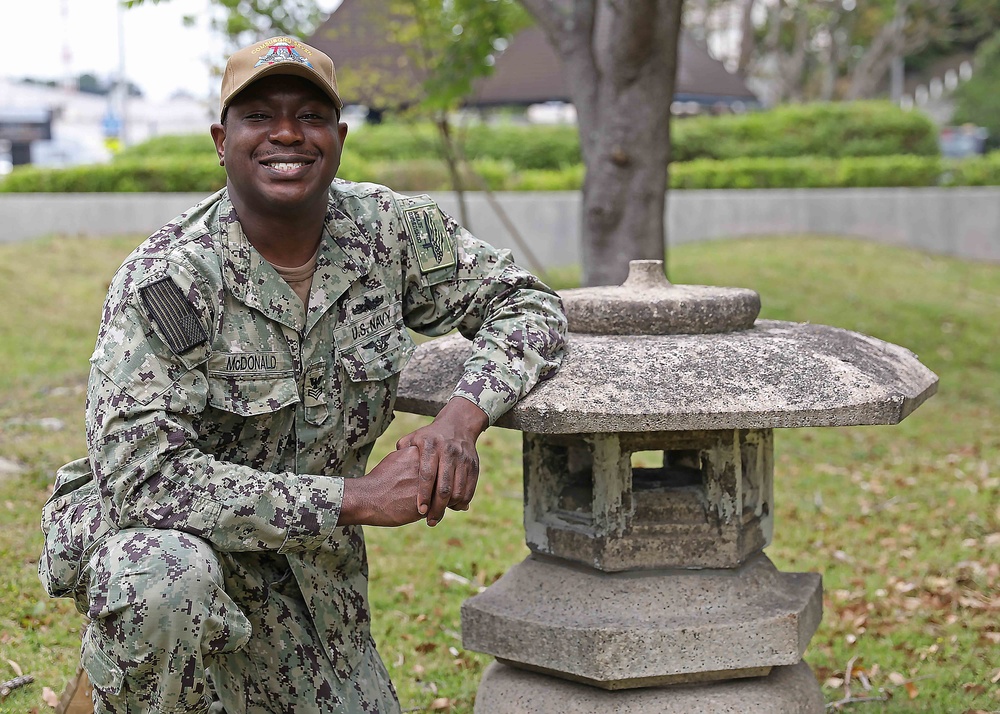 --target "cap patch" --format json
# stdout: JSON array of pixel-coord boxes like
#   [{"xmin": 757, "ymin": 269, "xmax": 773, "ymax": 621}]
[
  {"xmin": 402, "ymin": 199, "xmax": 456, "ymax": 274},
  {"xmin": 255, "ymin": 42, "xmax": 314, "ymax": 69},
  {"xmin": 139, "ymin": 277, "xmax": 208, "ymax": 355}
]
